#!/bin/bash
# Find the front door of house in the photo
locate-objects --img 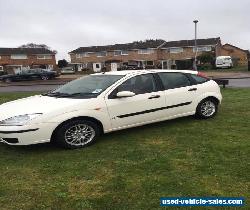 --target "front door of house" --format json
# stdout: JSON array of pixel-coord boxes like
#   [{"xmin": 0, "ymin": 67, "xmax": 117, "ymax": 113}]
[{"xmin": 111, "ymin": 63, "xmax": 118, "ymax": 71}]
